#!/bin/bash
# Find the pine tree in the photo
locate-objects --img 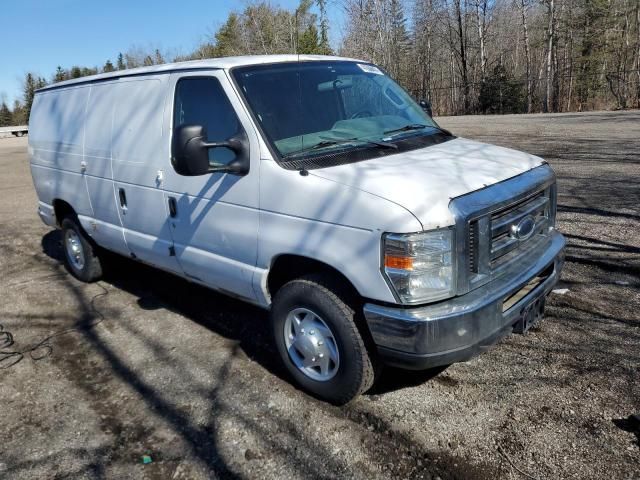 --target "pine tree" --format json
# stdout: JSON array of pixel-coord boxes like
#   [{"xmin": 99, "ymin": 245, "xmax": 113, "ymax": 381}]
[
  {"xmin": 214, "ymin": 13, "xmax": 244, "ymax": 56},
  {"xmin": 103, "ymin": 60, "xmax": 115, "ymax": 72},
  {"xmin": 316, "ymin": 0, "xmax": 332, "ymax": 55},
  {"xmin": 116, "ymin": 53, "xmax": 126, "ymax": 70},
  {"xmin": 0, "ymin": 101, "xmax": 12, "ymax": 127},
  {"xmin": 298, "ymin": 24, "xmax": 321, "ymax": 54},
  {"xmin": 295, "ymin": 0, "xmax": 321, "ymax": 54},
  {"xmin": 154, "ymin": 49, "xmax": 165, "ymax": 64},
  {"xmin": 23, "ymin": 73, "xmax": 37, "ymax": 124},
  {"xmin": 54, "ymin": 66, "xmax": 66, "ymax": 83},
  {"xmin": 478, "ymin": 65, "xmax": 525, "ymax": 114},
  {"xmin": 389, "ymin": 0, "xmax": 409, "ymax": 81},
  {"xmin": 80, "ymin": 67, "xmax": 97, "ymax": 77},
  {"xmin": 576, "ymin": 0, "xmax": 609, "ymax": 110}
]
